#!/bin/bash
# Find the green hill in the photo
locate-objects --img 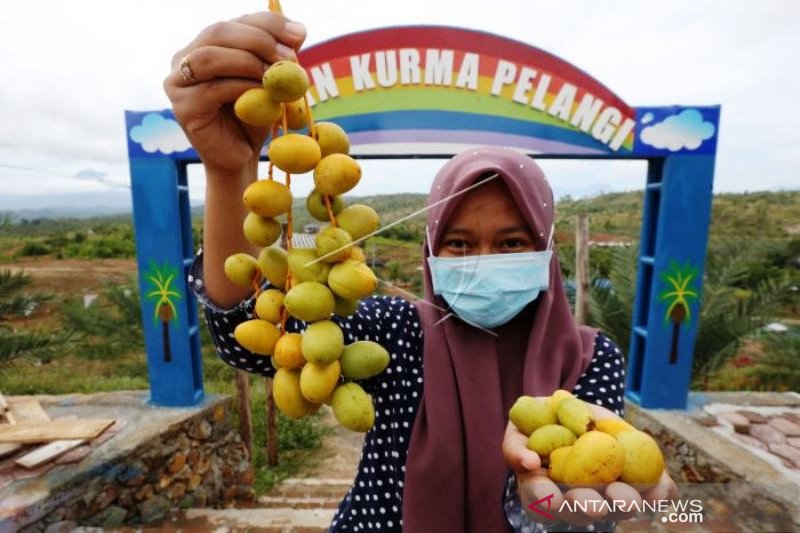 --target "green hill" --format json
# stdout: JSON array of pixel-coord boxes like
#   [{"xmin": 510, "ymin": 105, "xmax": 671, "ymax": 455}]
[{"xmin": 3, "ymin": 190, "xmax": 798, "ymax": 264}]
